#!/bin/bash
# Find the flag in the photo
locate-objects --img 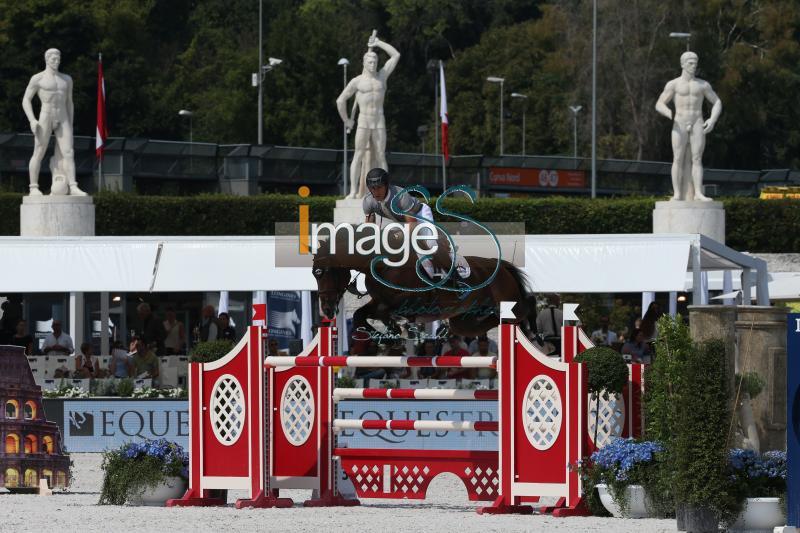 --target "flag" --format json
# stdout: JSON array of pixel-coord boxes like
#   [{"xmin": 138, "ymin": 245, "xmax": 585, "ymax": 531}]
[
  {"xmin": 439, "ymin": 60, "xmax": 449, "ymax": 161},
  {"xmin": 96, "ymin": 54, "xmax": 108, "ymax": 159}
]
